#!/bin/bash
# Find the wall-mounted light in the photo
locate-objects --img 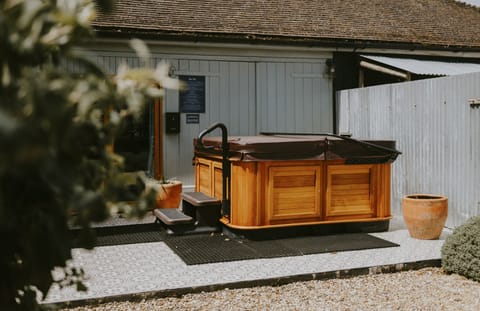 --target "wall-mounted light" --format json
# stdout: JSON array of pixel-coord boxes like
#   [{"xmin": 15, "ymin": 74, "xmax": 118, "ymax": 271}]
[
  {"xmin": 325, "ymin": 59, "xmax": 335, "ymax": 78},
  {"xmin": 168, "ymin": 65, "xmax": 176, "ymax": 78},
  {"xmin": 468, "ymin": 98, "xmax": 480, "ymax": 108}
]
